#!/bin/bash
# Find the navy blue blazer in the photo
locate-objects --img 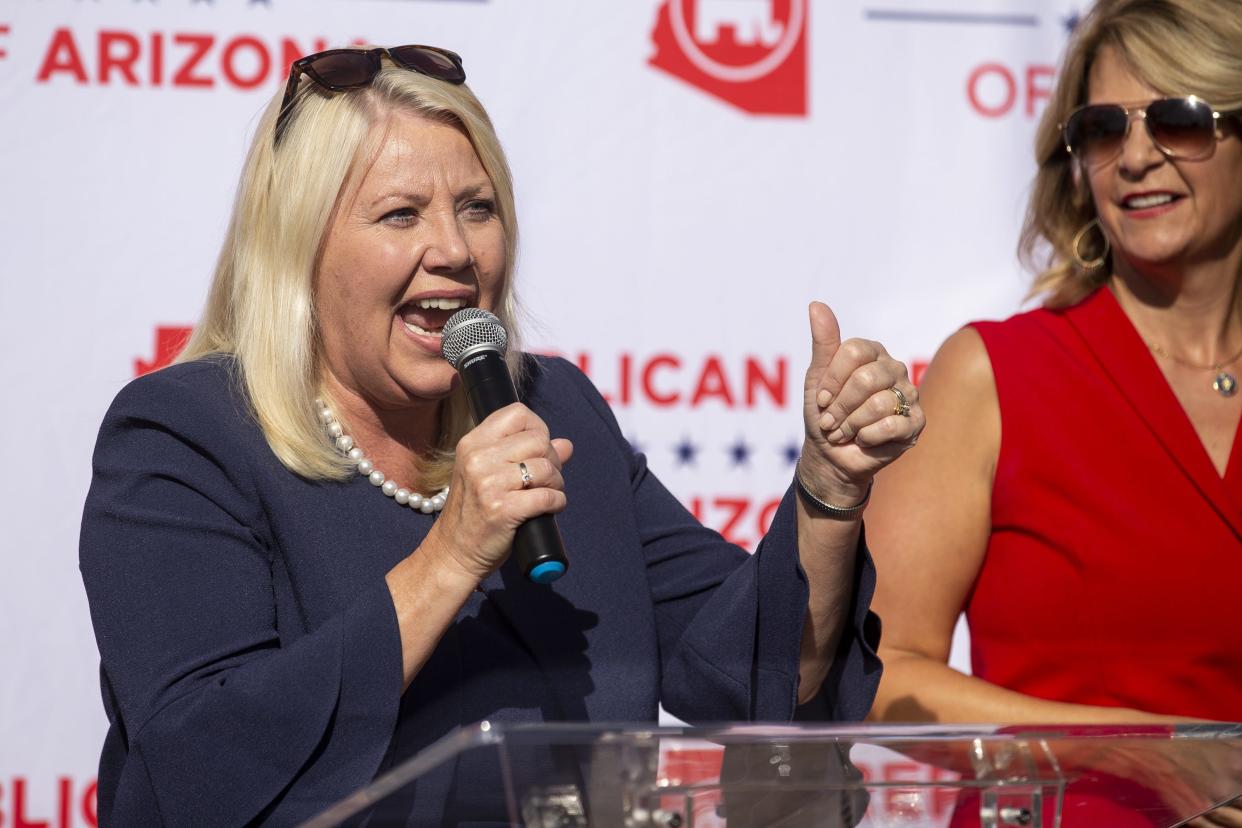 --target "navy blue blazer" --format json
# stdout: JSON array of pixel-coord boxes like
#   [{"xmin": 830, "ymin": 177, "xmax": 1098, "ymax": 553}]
[{"xmin": 80, "ymin": 355, "xmax": 881, "ymax": 826}]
